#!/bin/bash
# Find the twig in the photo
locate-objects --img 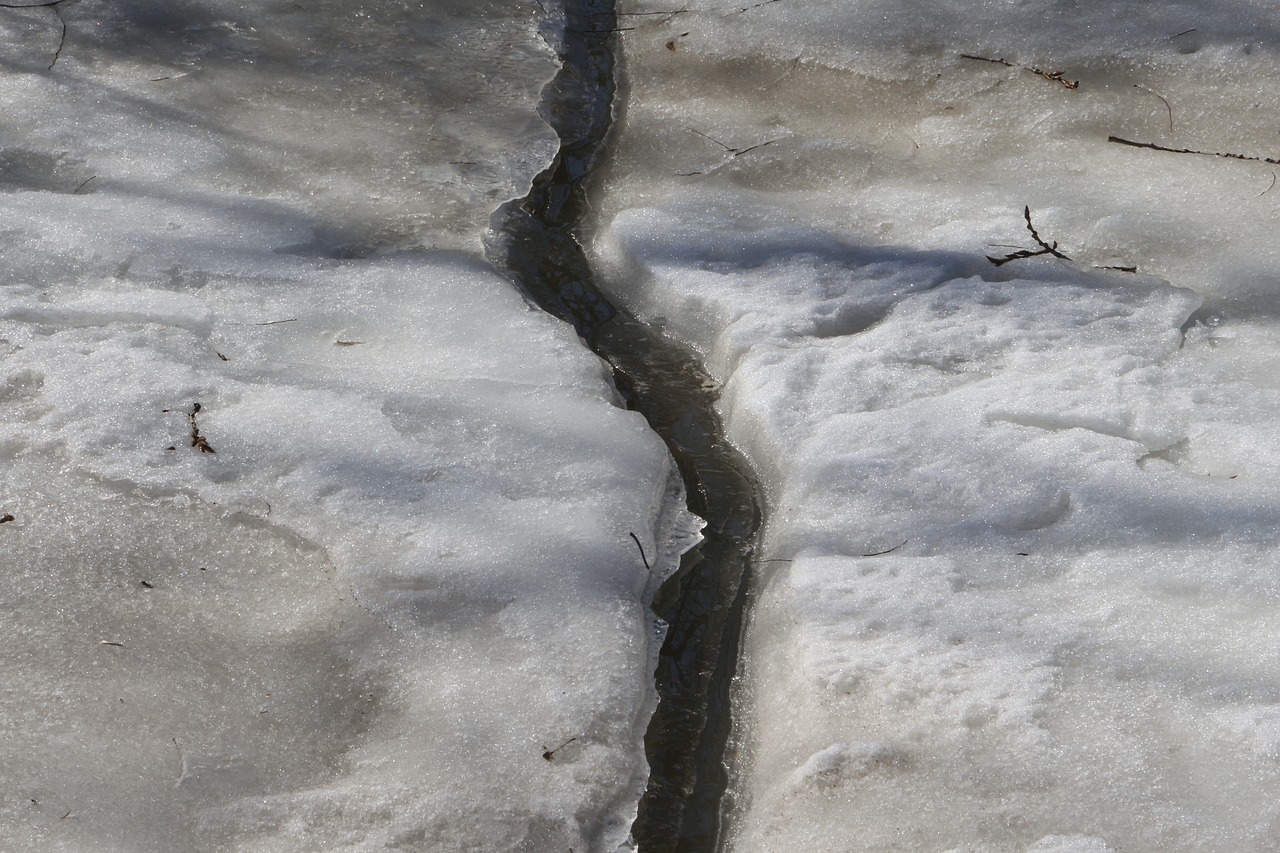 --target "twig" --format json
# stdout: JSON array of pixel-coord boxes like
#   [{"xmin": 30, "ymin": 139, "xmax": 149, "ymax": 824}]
[
  {"xmin": 987, "ymin": 206, "xmax": 1072, "ymax": 265},
  {"xmin": 1108, "ymin": 135, "xmax": 1280, "ymax": 166},
  {"xmin": 252, "ymin": 318, "xmax": 297, "ymax": 326},
  {"xmin": 542, "ymin": 737, "xmax": 576, "ymax": 761},
  {"xmin": 723, "ymin": 0, "xmax": 782, "ymax": 16},
  {"xmin": 861, "ymin": 540, "xmax": 907, "ymax": 557},
  {"xmin": 1134, "ymin": 85, "xmax": 1173, "ymax": 134},
  {"xmin": 688, "ymin": 128, "xmax": 778, "ymax": 156},
  {"xmin": 1259, "ymin": 172, "xmax": 1277, "ymax": 197},
  {"xmin": 72, "ymin": 175, "xmax": 96, "ymax": 194},
  {"xmin": 628, "ymin": 531, "xmax": 651, "ymax": 572},
  {"xmin": 961, "ymin": 53, "xmax": 1013, "ymax": 68},
  {"xmin": 679, "ymin": 128, "xmax": 782, "ymax": 176},
  {"xmin": 100, "ymin": 640, "xmax": 124, "ymax": 647},
  {"xmin": 187, "ymin": 402, "xmax": 216, "ymax": 454},
  {"xmin": 961, "ymin": 53, "xmax": 1078, "ymax": 89}
]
